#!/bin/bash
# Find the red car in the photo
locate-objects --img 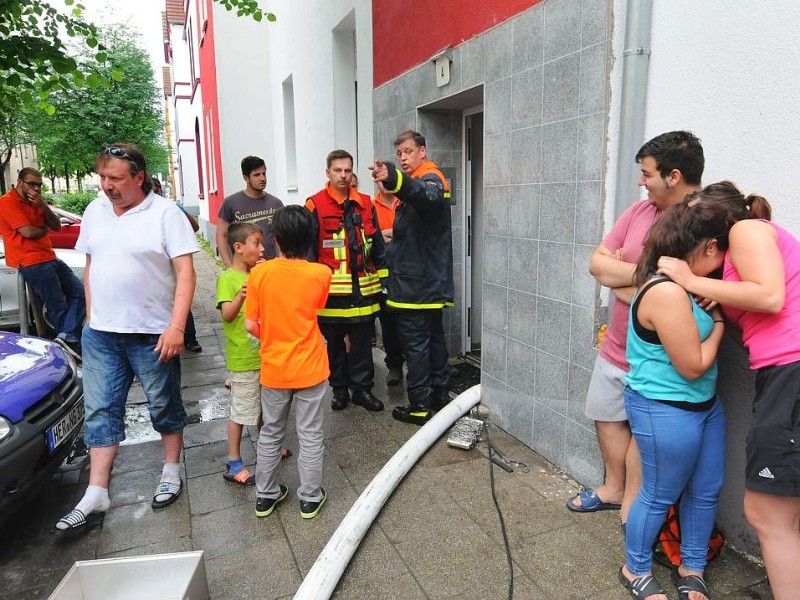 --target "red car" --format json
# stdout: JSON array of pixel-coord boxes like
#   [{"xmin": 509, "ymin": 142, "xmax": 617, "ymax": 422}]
[{"xmin": 48, "ymin": 206, "xmax": 82, "ymax": 249}]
